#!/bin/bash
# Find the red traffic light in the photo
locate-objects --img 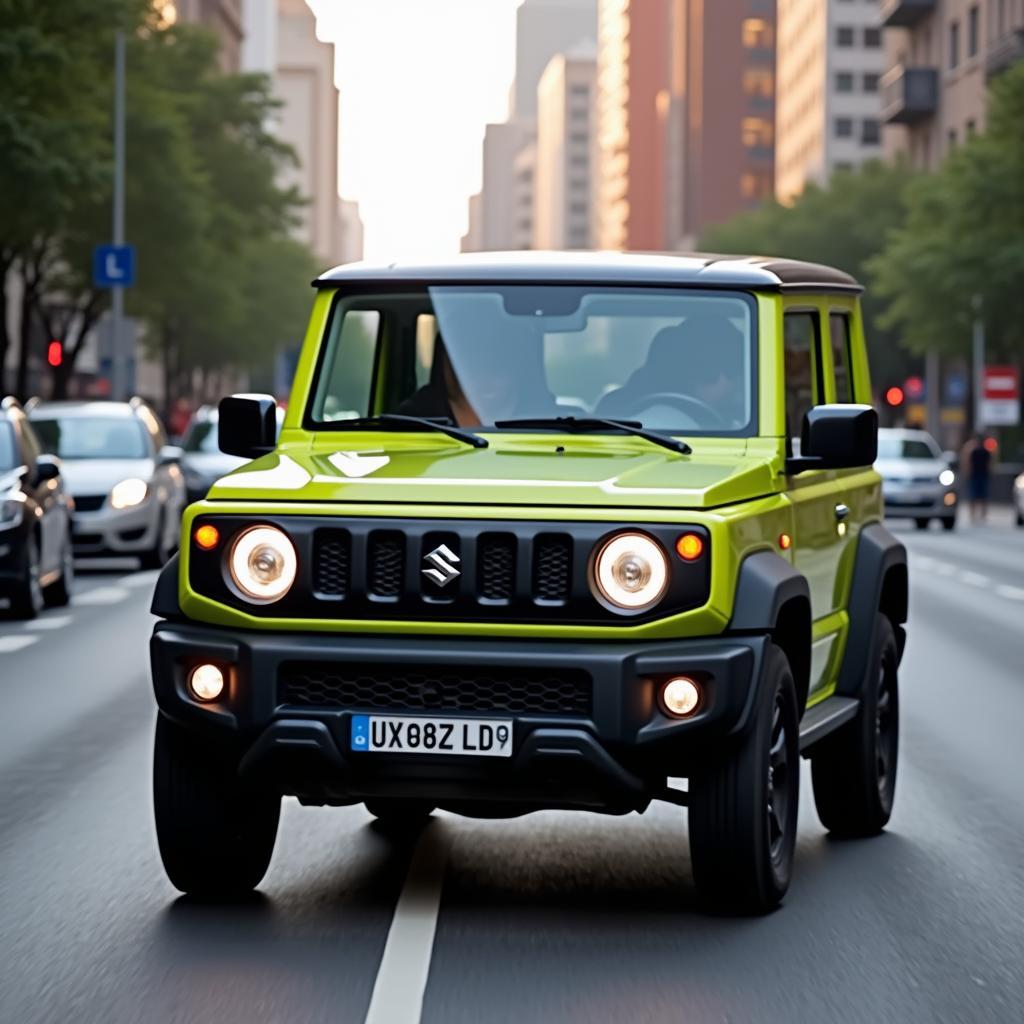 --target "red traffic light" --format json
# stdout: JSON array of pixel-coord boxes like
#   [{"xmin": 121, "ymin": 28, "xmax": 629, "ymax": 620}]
[
  {"xmin": 885, "ymin": 386, "xmax": 904, "ymax": 407},
  {"xmin": 46, "ymin": 340, "xmax": 63, "ymax": 367}
]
